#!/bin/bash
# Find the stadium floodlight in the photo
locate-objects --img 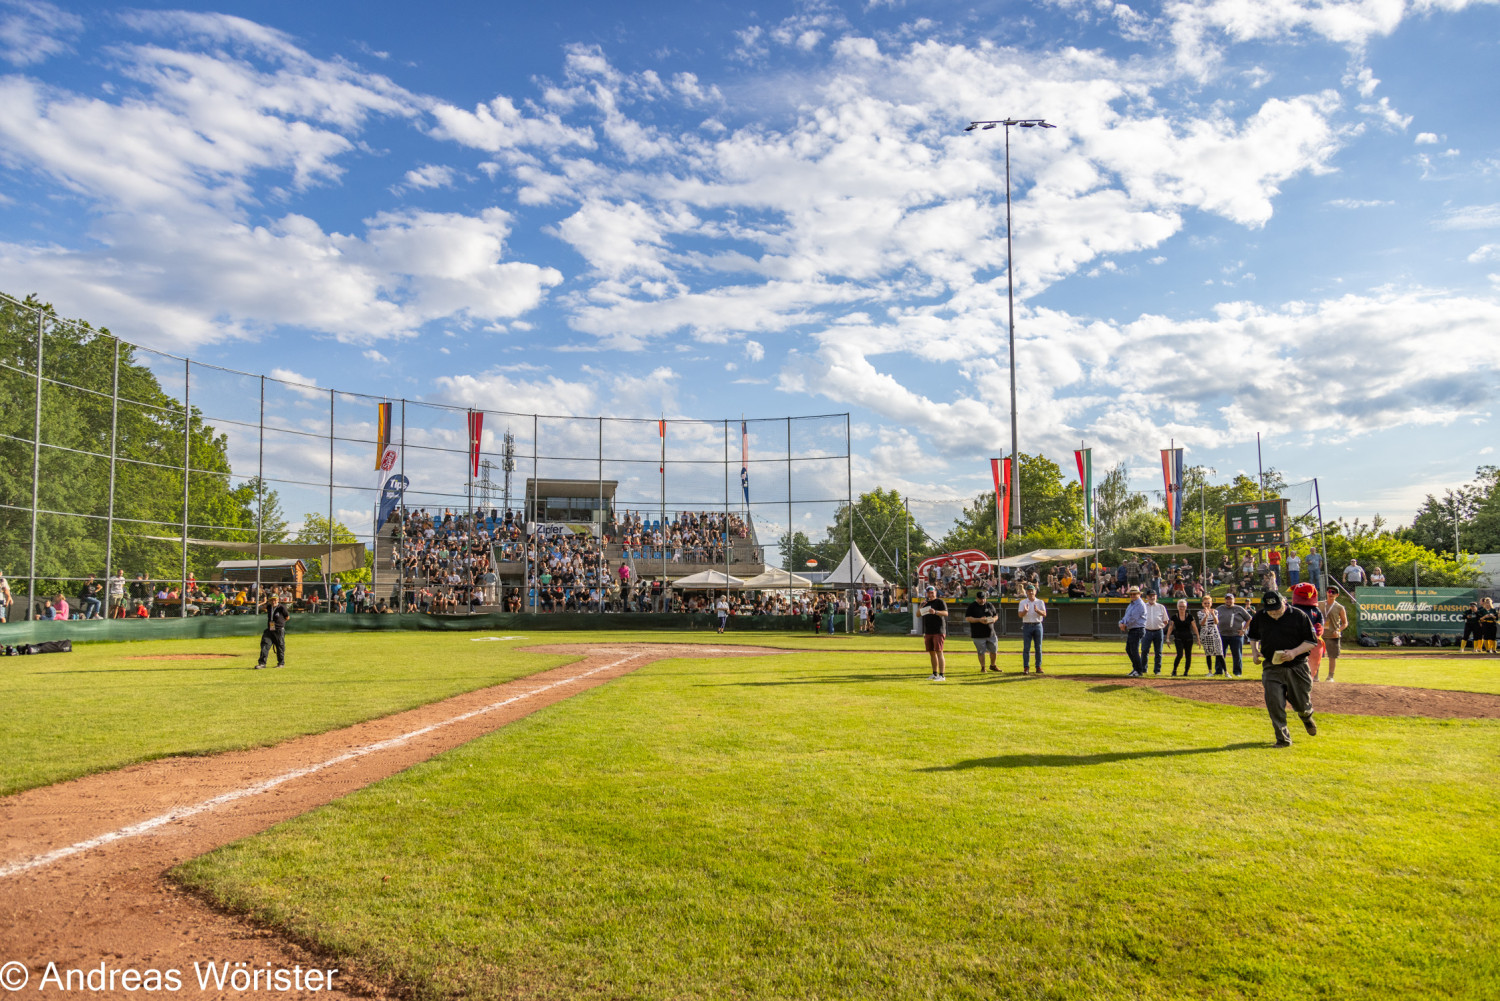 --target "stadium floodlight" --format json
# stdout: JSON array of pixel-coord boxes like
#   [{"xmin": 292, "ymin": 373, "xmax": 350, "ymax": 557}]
[{"xmin": 964, "ymin": 117, "xmax": 1057, "ymax": 535}]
